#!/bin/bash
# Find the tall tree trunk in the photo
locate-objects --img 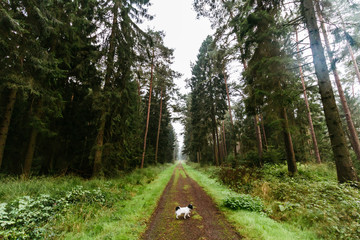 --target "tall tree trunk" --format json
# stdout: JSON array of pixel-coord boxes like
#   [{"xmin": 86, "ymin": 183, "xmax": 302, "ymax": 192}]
[
  {"xmin": 92, "ymin": 2, "xmax": 119, "ymax": 177},
  {"xmin": 215, "ymin": 123, "xmax": 221, "ymax": 164},
  {"xmin": 141, "ymin": 49, "xmax": 155, "ymax": 169},
  {"xmin": 295, "ymin": 28, "xmax": 322, "ymax": 164},
  {"xmin": 22, "ymin": 99, "xmax": 42, "ymax": 178},
  {"xmin": 339, "ymin": 15, "xmax": 360, "ymax": 85},
  {"xmin": 254, "ymin": 114, "xmax": 263, "ymax": 166},
  {"xmin": 93, "ymin": 113, "xmax": 106, "ymax": 176},
  {"xmin": 241, "ymin": 52, "xmax": 266, "ymax": 163},
  {"xmin": 222, "ymin": 121, "xmax": 228, "ymax": 157},
  {"xmin": 260, "ymin": 114, "xmax": 268, "ymax": 151},
  {"xmin": 211, "ymin": 105, "xmax": 219, "ymax": 166},
  {"xmin": 211, "ymin": 127, "xmax": 219, "ymax": 166},
  {"xmin": 222, "ymin": 67, "xmax": 236, "ymax": 157},
  {"xmin": 155, "ymin": 87, "xmax": 163, "ymax": 164},
  {"xmin": 302, "ymin": 0, "xmax": 358, "ymax": 182},
  {"xmin": 315, "ymin": 2, "xmax": 360, "ymax": 162},
  {"xmin": 0, "ymin": 88, "xmax": 17, "ymax": 169},
  {"xmin": 281, "ymin": 107, "xmax": 297, "ymax": 175},
  {"xmin": 23, "ymin": 129, "xmax": 39, "ymax": 178}
]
